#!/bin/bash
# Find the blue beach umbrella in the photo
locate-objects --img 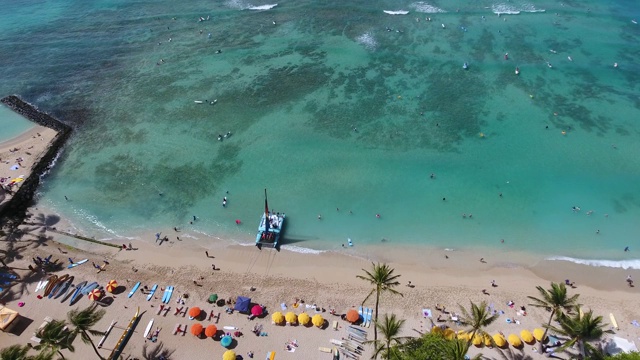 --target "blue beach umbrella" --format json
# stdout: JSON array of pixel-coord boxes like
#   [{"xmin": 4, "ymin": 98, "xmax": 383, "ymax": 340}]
[{"xmin": 220, "ymin": 335, "xmax": 233, "ymax": 348}]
